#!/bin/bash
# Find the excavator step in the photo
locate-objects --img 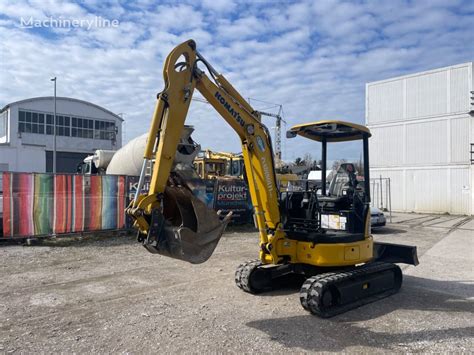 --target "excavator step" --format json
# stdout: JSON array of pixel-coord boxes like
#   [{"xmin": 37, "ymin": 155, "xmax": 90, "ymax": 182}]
[{"xmin": 299, "ymin": 262, "xmax": 402, "ymax": 318}]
